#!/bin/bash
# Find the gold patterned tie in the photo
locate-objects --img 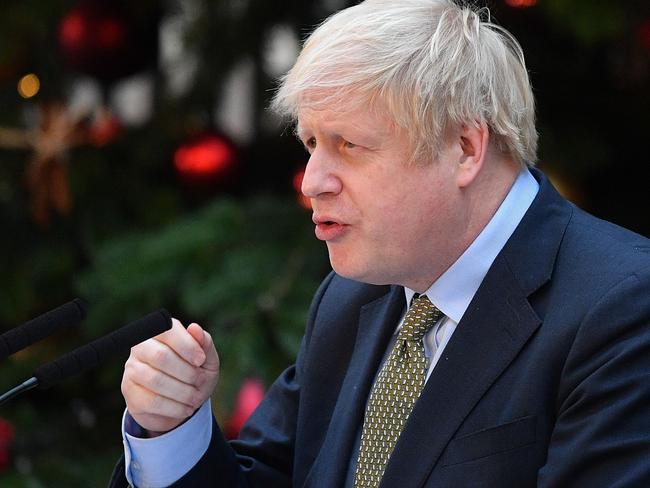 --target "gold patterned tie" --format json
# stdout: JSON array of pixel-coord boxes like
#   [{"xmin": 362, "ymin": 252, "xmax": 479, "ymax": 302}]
[{"xmin": 353, "ymin": 294, "xmax": 443, "ymax": 487}]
